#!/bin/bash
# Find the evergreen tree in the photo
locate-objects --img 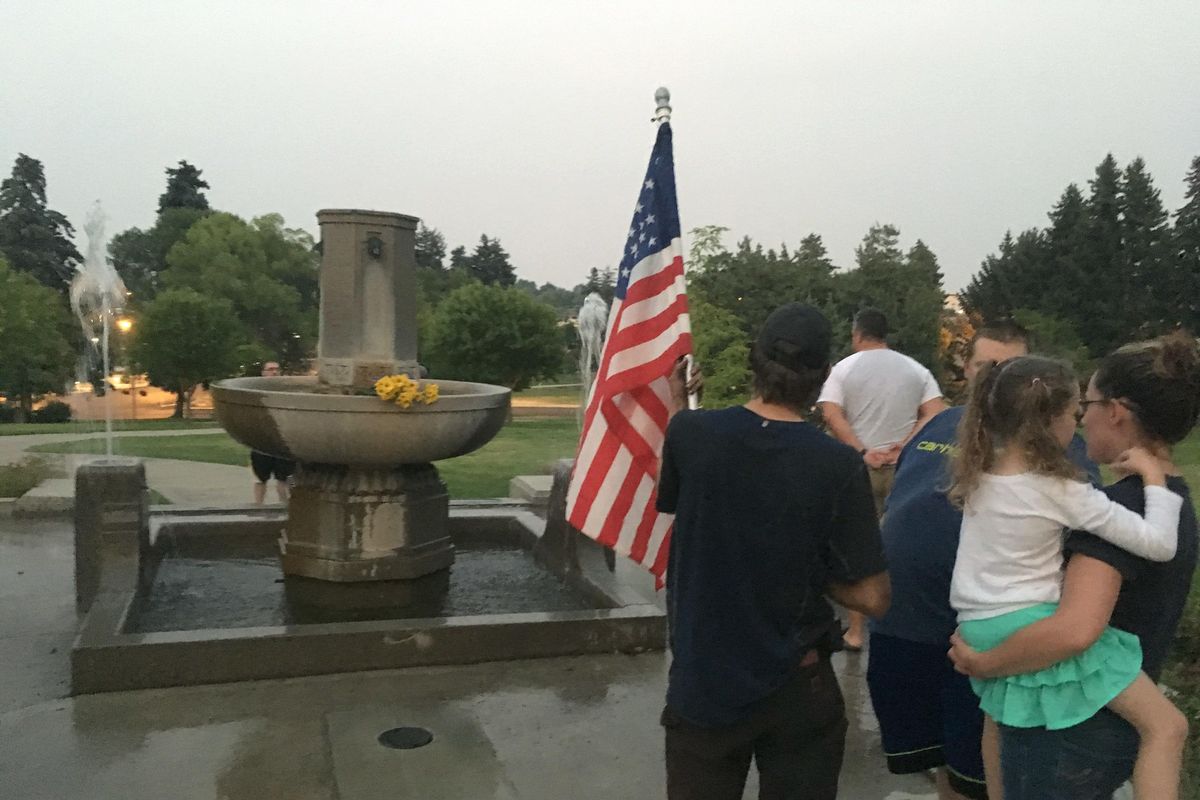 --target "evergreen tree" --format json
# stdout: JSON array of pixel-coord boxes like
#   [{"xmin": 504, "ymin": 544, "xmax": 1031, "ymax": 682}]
[
  {"xmin": 962, "ymin": 231, "xmax": 1018, "ymax": 320},
  {"xmin": 833, "ymin": 224, "xmax": 944, "ymax": 367},
  {"xmin": 896, "ymin": 240, "xmax": 948, "ymax": 369},
  {"xmin": 906, "ymin": 239, "xmax": 943, "ymax": 284},
  {"xmin": 796, "ymin": 233, "xmax": 835, "ymax": 275},
  {"xmin": 110, "ymin": 160, "xmax": 214, "ymax": 306},
  {"xmin": 1171, "ymin": 156, "xmax": 1200, "ymax": 330},
  {"xmin": 854, "ymin": 223, "xmax": 904, "ymax": 272},
  {"xmin": 1042, "ymin": 183, "xmax": 1088, "ymax": 320},
  {"xmin": 448, "ymin": 245, "xmax": 470, "ymax": 271},
  {"xmin": 414, "ymin": 223, "xmax": 446, "ymax": 271},
  {"xmin": 0, "ymin": 154, "xmax": 82, "ymax": 293},
  {"xmin": 1120, "ymin": 157, "xmax": 1170, "ymax": 334},
  {"xmin": 584, "ymin": 267, "xmax": 615, "ymax": 304},
  {"xmin": 467, "ymin": 234, "xmax": 516, "ymax": 286},
  {"xmin": 1078, "ymin": 154, "xmax": 1124, "ymax": 356},
  {"xmin": 157, "ymin": 160, "xmax": 210, "ymax": 213}
]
